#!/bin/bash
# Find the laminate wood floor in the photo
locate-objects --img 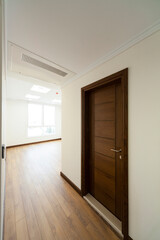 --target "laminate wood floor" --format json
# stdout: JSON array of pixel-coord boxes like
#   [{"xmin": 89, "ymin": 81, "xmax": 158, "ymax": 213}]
[{"xmin": 4, "ymin": 141, "xmax": 120, "ymax": 240}]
